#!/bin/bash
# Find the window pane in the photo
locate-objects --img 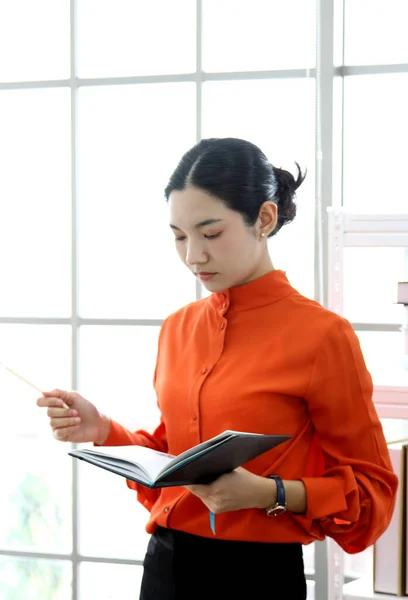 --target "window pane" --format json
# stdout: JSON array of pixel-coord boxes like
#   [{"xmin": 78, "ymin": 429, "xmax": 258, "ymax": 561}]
[
  {"xmin": 0, "ymin": 0, "xmax": 70, "ymax": 82},
  {"xmin": 0, "ymin": 325, "xmax": 71, "ymax": 436},
  {"xmin": 344, "ymin": 0, "xmax": 408, "ymax": 65},
  {"xmin": 78, "ymin": 326, "xmax": 160, "ymax": 559},
  {"xmin": 0, "ymin": 89, "xmax": 71, "ymax": 317},
  {"xmin": 79, "ymin": 563, "xmax": 143, "ymax": 600},
  {"xmin": 343, "ymin": 74, "xmax": 408, "ymax": 213},
  {"xmin": 79, "ymin": 326, "xmax": 160, "ymax": 430},
  {"xmin": 0, "ymin": 438, "xmax": 72, "ymax": 554},
  {"xmin": 77, "ymin": 0, "xmax": 196, "ymax": 77},
  {"xmin": 357, "ymin": 330, "xmax": 407, "ymax": 387},
  {"xmin": 77, "ymin": 84, "xmax": 196, "ymax": 319},
  {"xmin": 78, "ymin": 459, "xmax": 150, "ymax": 560},
  {"xmin": 0, "ymin": 557, "xmax": 72, "ymax": 600},
  {"xmin": 202, "ymin": 0, "xmax": 316, "ymax": 71},
  {"xmin": 203, "ymin": 79, "xmax": 316, "ymax": 299},
  {"xmin": 343, "ymin": 247, "xmax": 407, "ymax": 324}
]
